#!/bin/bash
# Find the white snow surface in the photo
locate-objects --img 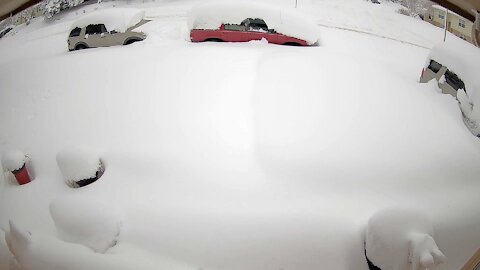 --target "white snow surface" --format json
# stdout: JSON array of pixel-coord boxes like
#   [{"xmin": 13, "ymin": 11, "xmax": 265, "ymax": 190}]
[
  {"xmin": 70, "ymin": 8, "xmax": 145, "ymax": 32},
  {"xmin": 1, "ymin": 150, "xmax": 26, "ymax": 172},
  {"xmin": 50, "ymin": 196, "xmax": 122, "ymax": 253},
  {"xmin": 366, "ymin": 207, "xmax": 446, "ymax": 270},
  {"xmin": 428, "ymin": 39, "xmax": 480, "ymax": 135},
  {"xmin": 0, "ymin": 0, "xmax": 480, "ymax": 270},
  {"xmin": 56, "ymin": 145, "xmax": 101, "ymax": 182},
  {"xmin": 187, "ymin": 1, "xmax": 320, "ymax": 45}
]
